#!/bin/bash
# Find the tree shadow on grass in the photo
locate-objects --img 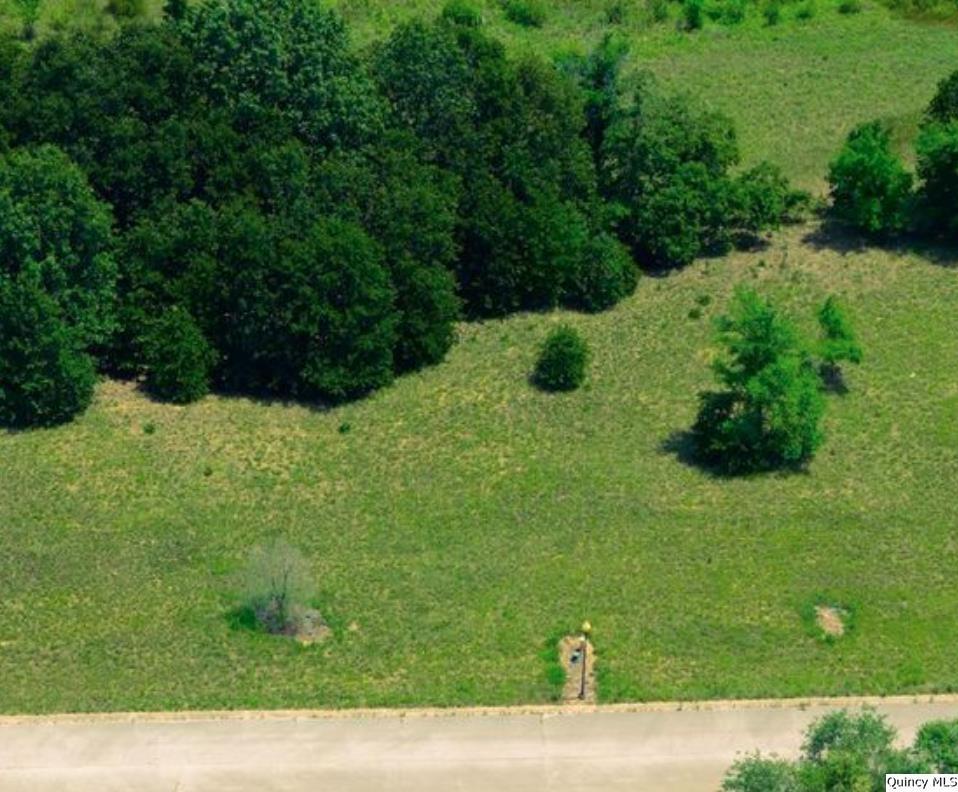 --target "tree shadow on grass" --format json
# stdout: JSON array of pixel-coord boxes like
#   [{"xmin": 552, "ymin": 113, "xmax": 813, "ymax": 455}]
[
  {"xmin": 802, "ymin": 220, "xmax": 958, "ymax": 269},
  {"xmin": 819, "ymin": 364, "xmax": 849, "ymax": 396},
  {"xmin": 659, "ymin": 429, "xmax": 721, "ymax": 476},
  {"xmin": 801, "ymin": 221, "xmax": 874, "ymax": 256},
  {"xmin": 659, "ymin": 429, "xmax": 813, "ymax": 480}
]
